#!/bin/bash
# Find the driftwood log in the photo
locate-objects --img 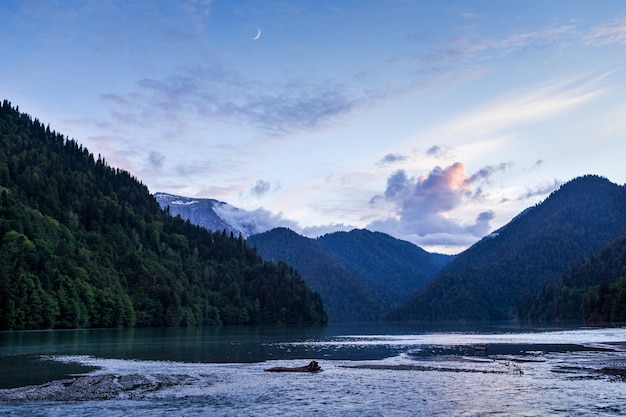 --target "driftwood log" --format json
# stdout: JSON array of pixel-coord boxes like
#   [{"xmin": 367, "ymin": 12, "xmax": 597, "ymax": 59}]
[{"xmin": 265, "ymin": 361, "xmax": 322, "ymax": 373}]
